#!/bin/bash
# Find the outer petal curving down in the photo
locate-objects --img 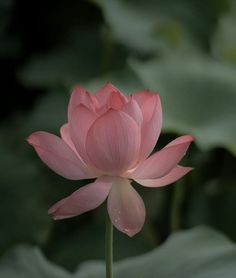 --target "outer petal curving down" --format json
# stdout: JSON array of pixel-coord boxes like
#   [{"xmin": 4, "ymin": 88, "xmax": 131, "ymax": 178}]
[
  {"xmin": 130, "ymin": 135, "xmax": 194, "ymax": 179},
  {"xmin": 135, "ymin": 165, "xmax": 193, "ymax": 187},
  {"xmin": 48, "ymin": 176, "xmax": 113, "ymax": 220},
  {"xmin": 107, "ymin": 177, "xmax": 145, "ymax": 237},
  {"xmin": 27, "ymin": 131, "xmax": 94, "ymax": 180}
]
